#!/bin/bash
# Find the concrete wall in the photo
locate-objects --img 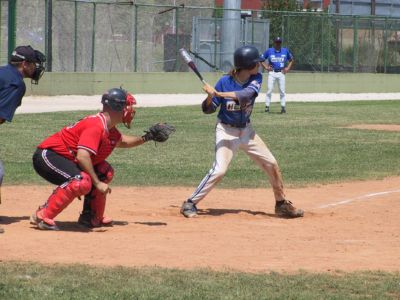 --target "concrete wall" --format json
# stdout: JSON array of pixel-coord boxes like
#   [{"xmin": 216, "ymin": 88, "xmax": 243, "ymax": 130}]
[{"xmin": 25, "ymin": 72, "xmax": 400, "ymax": 96}]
